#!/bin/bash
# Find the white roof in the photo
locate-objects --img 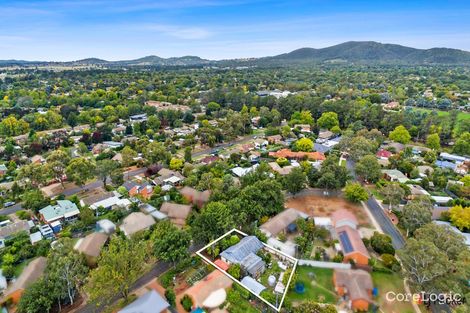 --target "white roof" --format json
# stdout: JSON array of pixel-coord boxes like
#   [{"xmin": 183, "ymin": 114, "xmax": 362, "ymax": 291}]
[
  {"xmin": 240, "ymin": 276, "xmax": 266, "ymax": 295},
  {"xmin": 431, "ymin": 196, "xmax": 453, "ymax": 204},
  {"xmin": 313, "ymin": 217, "xmax": 332, "ymax": 227},
  {"xmin": 91, "ymin": 196, "xmax": 131, "ymax": 210},
  {"xmin": 231, "ymin": 164, "xmax": 259, "ymax": 177},
  {"xmin": 163, "ymin": 176, "xmax": 181, "ymax": 184},
  {"xmin": 29, "ymin": 232, "xmax": 43, "ymax": 244}
]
